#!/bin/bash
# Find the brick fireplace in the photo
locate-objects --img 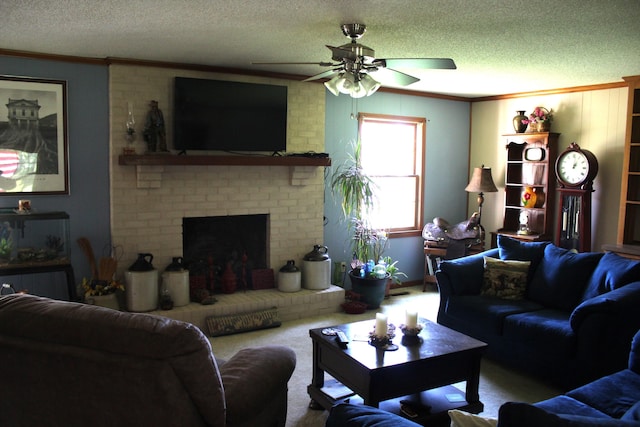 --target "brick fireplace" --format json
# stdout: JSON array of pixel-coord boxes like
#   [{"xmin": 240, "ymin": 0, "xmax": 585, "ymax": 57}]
[{"xmin": 108, "ymin": 64, "xmax": 329, "ymax": 289}]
